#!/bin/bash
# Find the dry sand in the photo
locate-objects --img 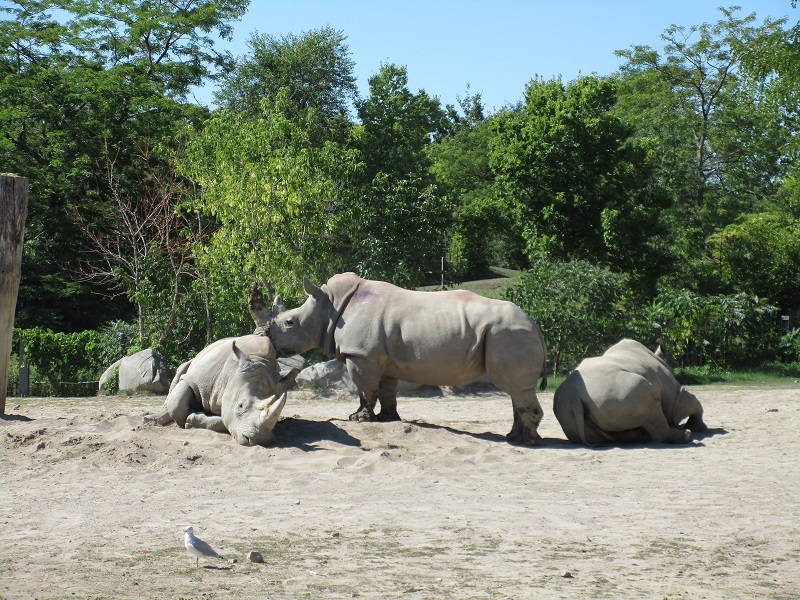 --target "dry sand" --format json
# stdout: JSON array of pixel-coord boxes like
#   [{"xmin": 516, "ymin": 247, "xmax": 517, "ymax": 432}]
[{"xmin": 1, "ymin": 385, "xmax": 799, "ymax": 599}]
